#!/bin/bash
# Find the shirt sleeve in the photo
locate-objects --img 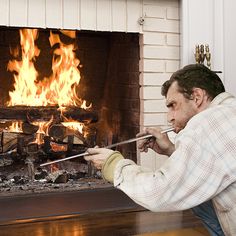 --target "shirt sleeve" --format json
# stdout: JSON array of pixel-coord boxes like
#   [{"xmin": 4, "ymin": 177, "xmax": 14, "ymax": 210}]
[
  {"xmin": 102, "ymin": 151, "xmax": 124, "ymax": 182},
  {"xmin": 113, "ymin": 128, "xmax": 224, "ymax": 212}
]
